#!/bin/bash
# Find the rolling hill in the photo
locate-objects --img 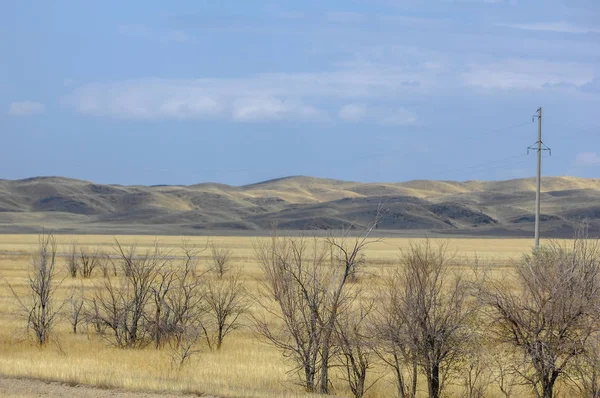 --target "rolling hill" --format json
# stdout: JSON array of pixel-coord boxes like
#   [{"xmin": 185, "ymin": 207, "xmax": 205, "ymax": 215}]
[{"xmin": 0, "ymin": 175, "xmax": 599, "ymax": 237}]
